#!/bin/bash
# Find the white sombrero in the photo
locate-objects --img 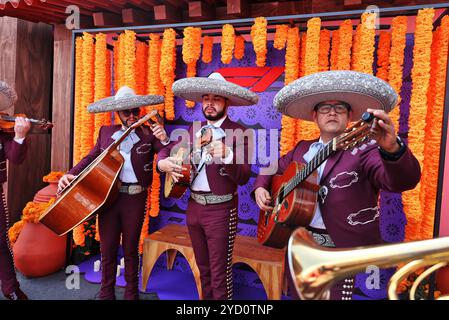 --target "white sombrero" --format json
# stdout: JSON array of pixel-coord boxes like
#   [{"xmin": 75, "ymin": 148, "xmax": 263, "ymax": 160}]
[
  {"xmin": 172, "ymin": 72, "xmax": 259, "ymax": 106},
  {"xmin": 87, "ymin": 86, "xmax": 164, "ymax": 113},
  {"xmin": 274, "ymin": 70, "xmax": 398, "ymax": 121},
  {"xmin": 0, "ymin": 80, "xmax": 18, "ymax": 112}
]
